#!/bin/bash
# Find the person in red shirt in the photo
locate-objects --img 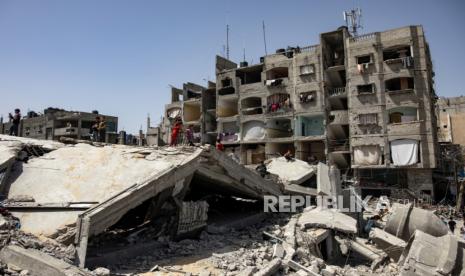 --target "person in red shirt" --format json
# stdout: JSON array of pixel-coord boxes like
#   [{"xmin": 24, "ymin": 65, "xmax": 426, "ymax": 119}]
[
  {"xmin": 170, "ymin": 120, "xmax": 182, "ymax": 146},
  {"xmin": 216, "ymin": 138, "xmax": 224, "ymax": 151}
]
